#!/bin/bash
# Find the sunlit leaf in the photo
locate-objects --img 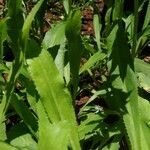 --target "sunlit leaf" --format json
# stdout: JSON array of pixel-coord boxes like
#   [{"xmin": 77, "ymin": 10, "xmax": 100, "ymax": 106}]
[
  {"xmin": 107, "ymin": 22, "xmax": 141, "ymax": 149},
  {"xmin": 0, "ymin": 142, "xmax": 17, "ymax": 150},
  {"xmin": 93, "ymin": 14, "xmax": 101, "ymax": 51},
  {"xmin": 42, "ymin": 22, "xmax": 66, "ymax": 50},
  {"xmin": 10, "ymin": 134, "xmax": 37, "ymax": 150},
  {"xmin": 142, "ymin": 0, "xmax": 150, "ymax": 30},
  {"xmin": 28, "ymin": 49, "xmax": 80, "ymax": 149},
  {"xmin": 138, "ymin": 97, "xmax": 150, "ymax": 150},
  {"xmin": 80, "ymin": 52, "xmax": 106, "ymax": 74}
]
